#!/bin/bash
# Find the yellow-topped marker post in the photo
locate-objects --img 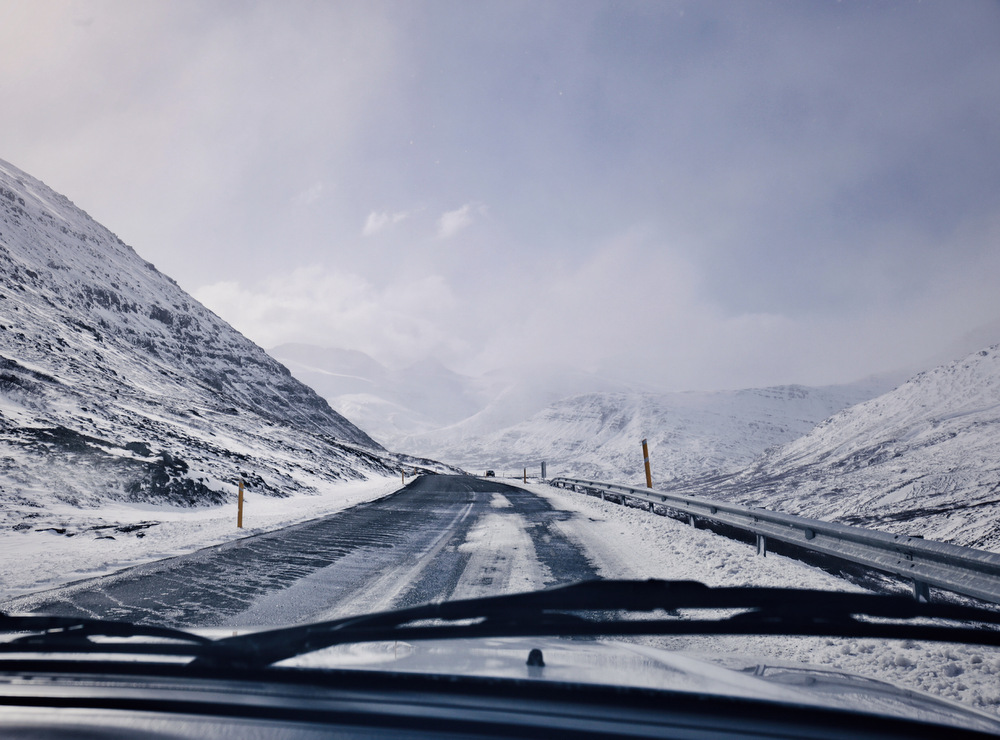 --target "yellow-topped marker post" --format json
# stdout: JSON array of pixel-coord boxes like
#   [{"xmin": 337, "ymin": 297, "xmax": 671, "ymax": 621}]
[
  {"xmin": 237, "ymin": 479, "xmax": 244, "ymax": 529},
  {"xmin": 641, "ymin": 438, "xmax": 652, "ymax": 489}
]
